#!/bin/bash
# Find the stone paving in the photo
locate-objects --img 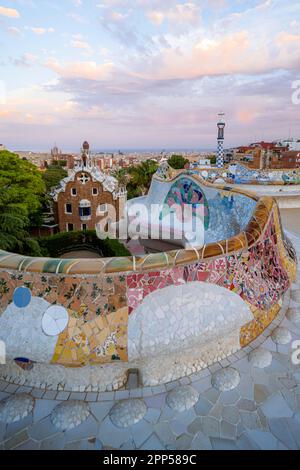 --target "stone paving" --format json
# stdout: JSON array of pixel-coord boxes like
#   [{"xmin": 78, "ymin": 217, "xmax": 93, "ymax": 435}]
[{"xmin": 0, "ymin": 232, "xmax": 299, "ymax": 450}]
